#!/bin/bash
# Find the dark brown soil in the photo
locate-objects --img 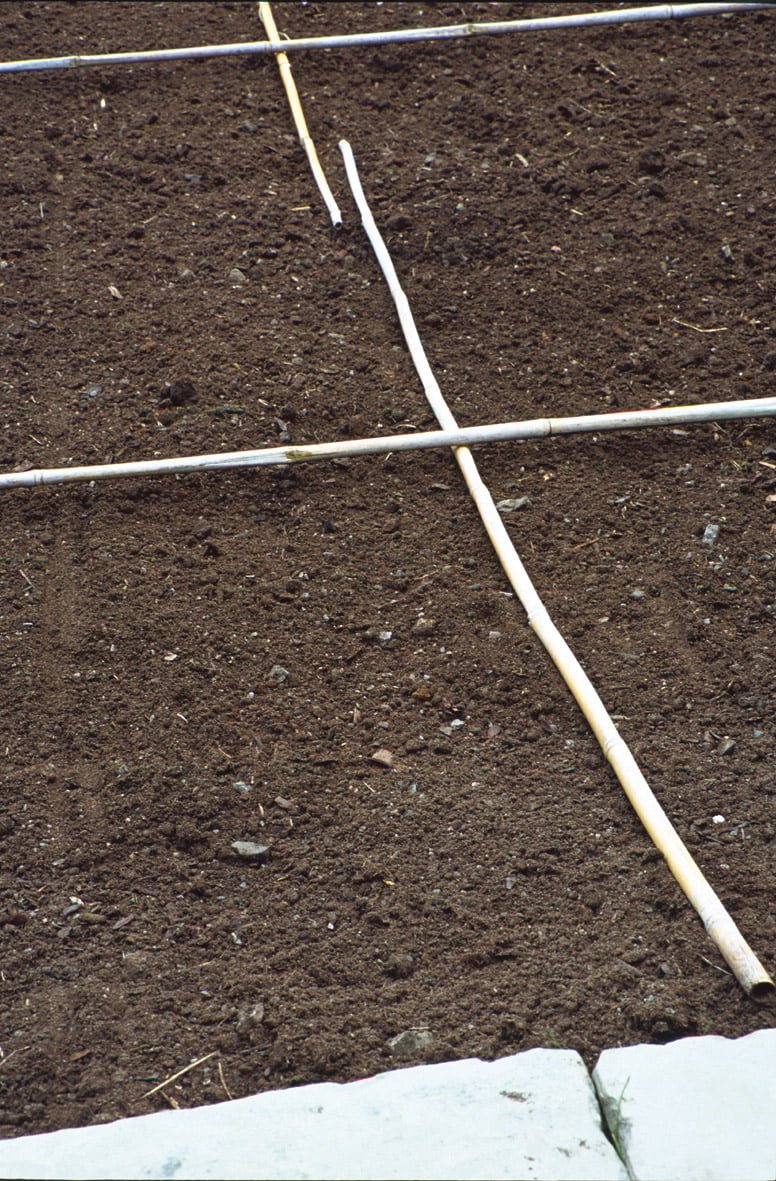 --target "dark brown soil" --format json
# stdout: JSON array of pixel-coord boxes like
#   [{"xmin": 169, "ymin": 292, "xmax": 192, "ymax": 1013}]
[{"xmin": 1, "ymin": 0, "xmax": 774, "ymax": 1139}]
